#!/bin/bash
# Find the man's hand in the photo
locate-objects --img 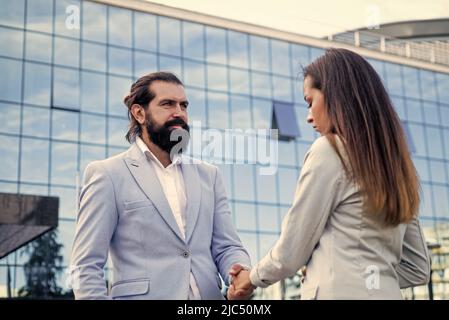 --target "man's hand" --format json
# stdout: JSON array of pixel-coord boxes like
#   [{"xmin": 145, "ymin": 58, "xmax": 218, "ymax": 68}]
[{"xmin": 227, "ymin": 264, "xmax": 255, "ymax": 300}]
